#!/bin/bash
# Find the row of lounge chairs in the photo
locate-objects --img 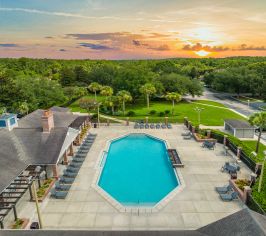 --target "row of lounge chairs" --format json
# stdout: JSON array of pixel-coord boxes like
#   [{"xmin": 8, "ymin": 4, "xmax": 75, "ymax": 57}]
[
  {"xmin": 215, "ymin": 184, "xmax": 238, "ymax": 201},
  {"xmin": 167, "ymin": 149, "xmax": 184, "ymax": 167},
  {"xmin": 50, "ymin": 134, "xmax": 97, "ymax": 199},
  {"xmin": 134, "ymin": 122, "xmax": 172, "ymax": 129}
]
